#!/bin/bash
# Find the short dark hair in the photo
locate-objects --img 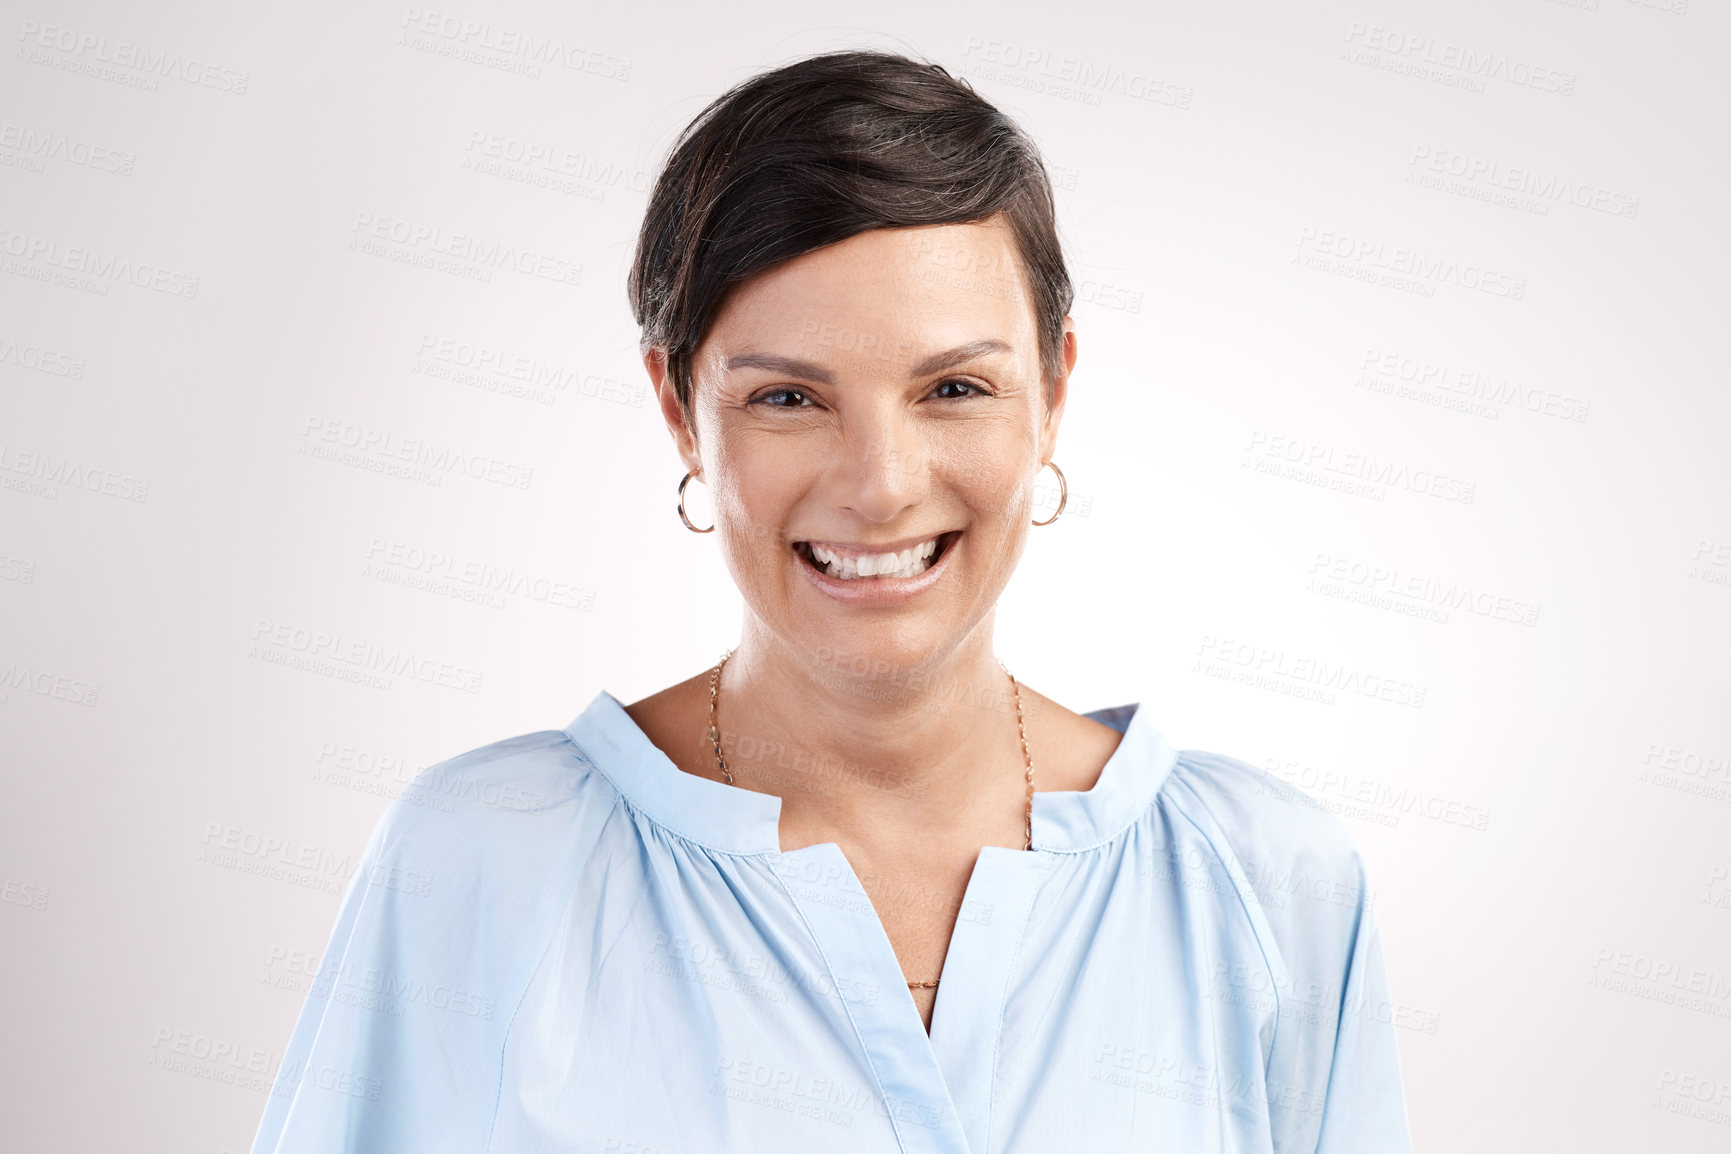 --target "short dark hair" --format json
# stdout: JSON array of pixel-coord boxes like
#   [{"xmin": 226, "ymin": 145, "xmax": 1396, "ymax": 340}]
[{"xmin": 627, "ymin": 49, "xmax": 1073, "ymax": 423}]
